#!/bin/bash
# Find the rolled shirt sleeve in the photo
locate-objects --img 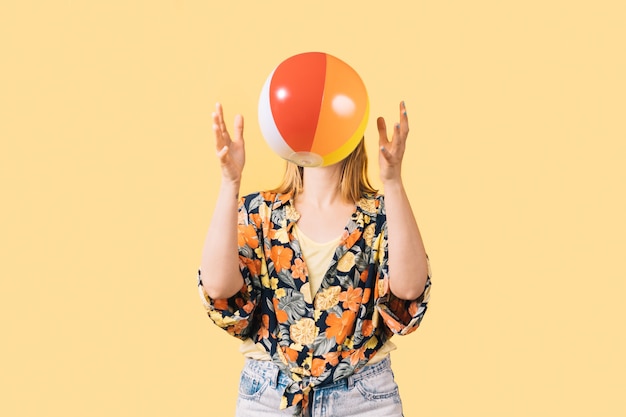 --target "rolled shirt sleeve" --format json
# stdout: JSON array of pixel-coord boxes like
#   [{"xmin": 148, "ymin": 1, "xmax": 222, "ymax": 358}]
[
  {"xmin": 197, "ymin": 195, "xmax": 265, "ymax": 339},
  {"xmin": 374, "ymin": 257, "xmax": 431, "ymax": 336},
  {"xmin": 372, "ymin": 200, "xmax": 432, "ymax": 336}
]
